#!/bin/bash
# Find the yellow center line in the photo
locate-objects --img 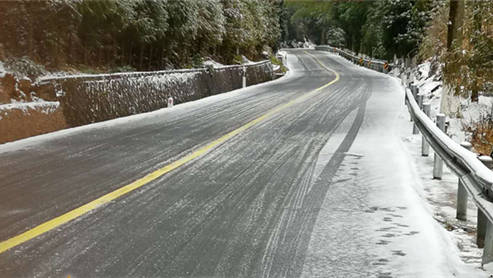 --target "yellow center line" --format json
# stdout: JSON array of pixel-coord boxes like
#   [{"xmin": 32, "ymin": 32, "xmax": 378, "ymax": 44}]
[{"xmin": 0, "ymin": 51, "xmax": 340, "ymax": 254}]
